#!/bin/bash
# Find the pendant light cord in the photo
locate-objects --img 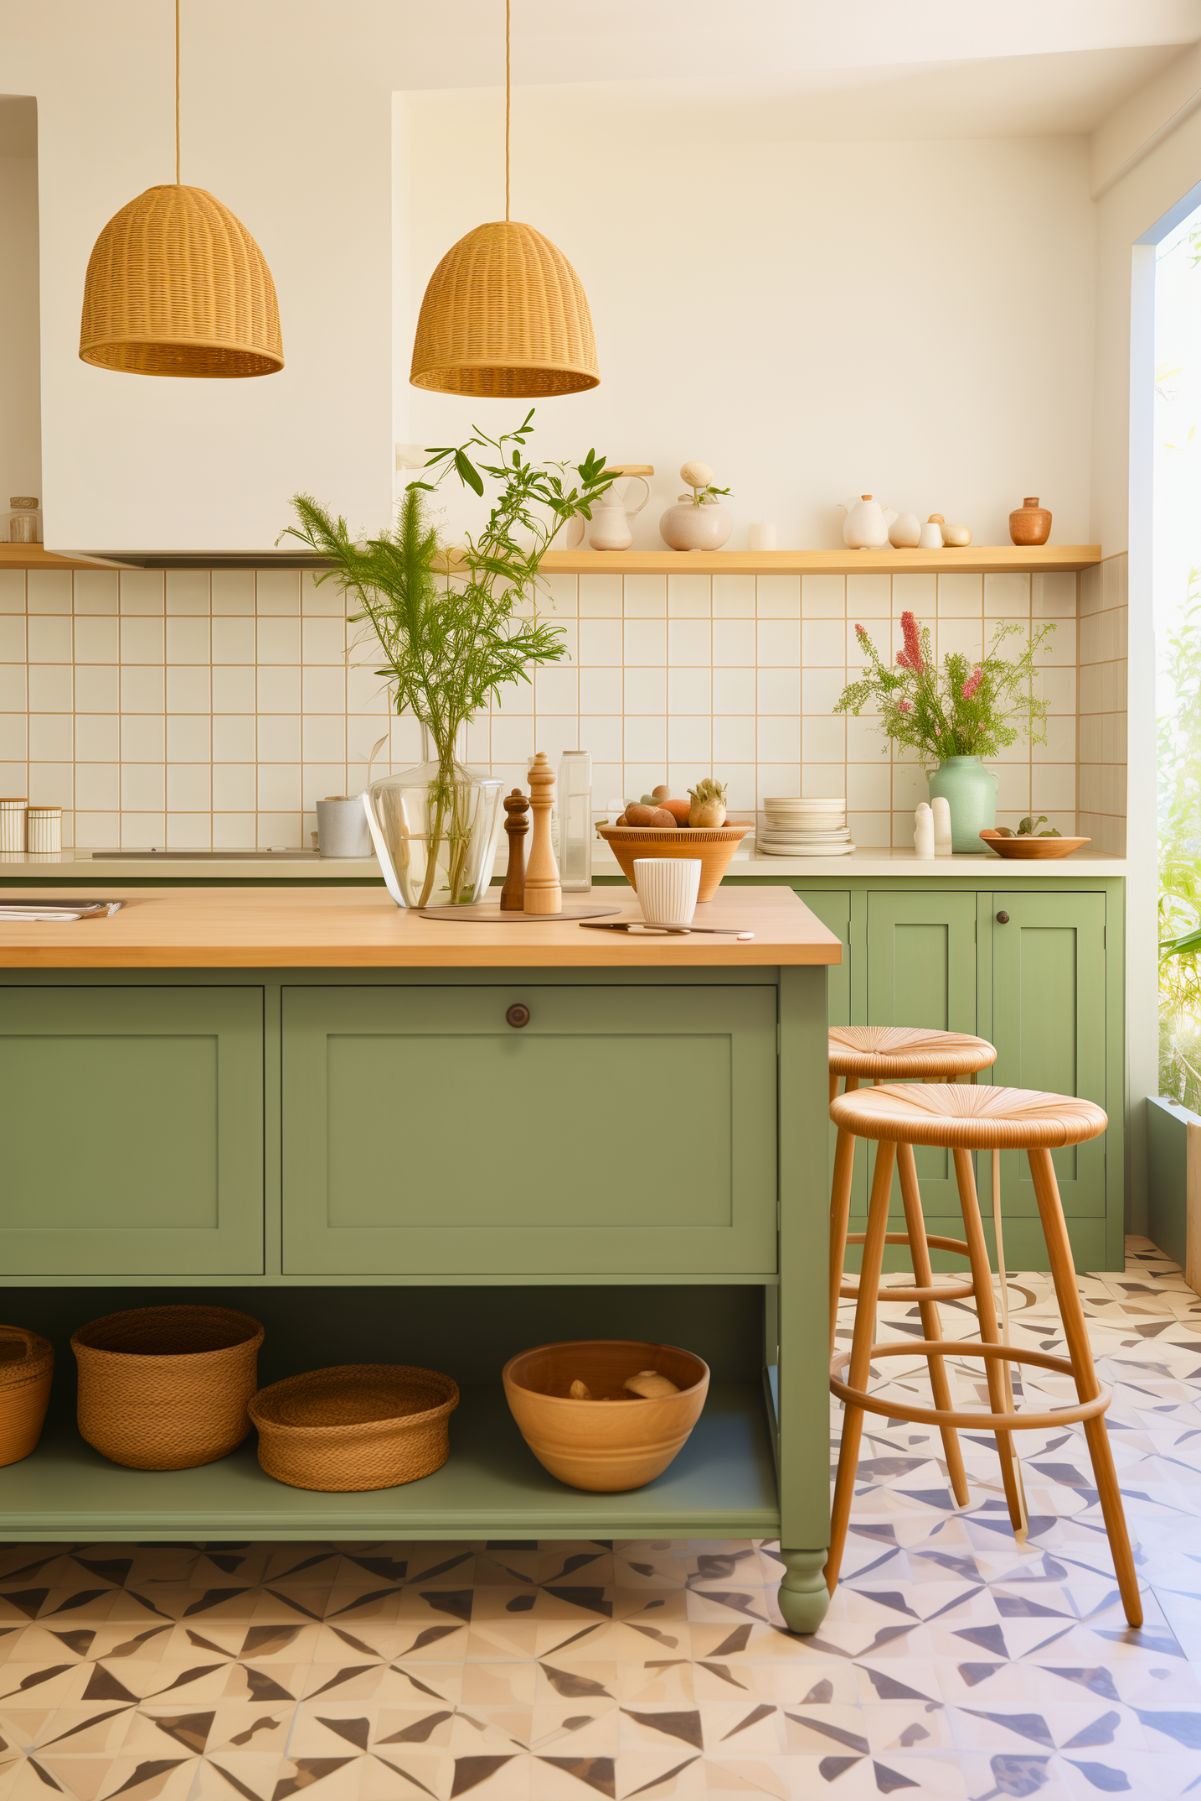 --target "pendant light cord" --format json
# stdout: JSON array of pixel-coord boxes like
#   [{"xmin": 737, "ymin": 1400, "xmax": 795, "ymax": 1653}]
[
  {"xmin": 504, "ymin": 0, "xmax": 511, "ymax": 222},
  {"xmin": 174, "ymin": 0, "xmax": 181, "ymax": 184}
]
